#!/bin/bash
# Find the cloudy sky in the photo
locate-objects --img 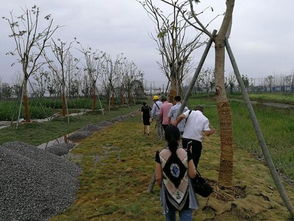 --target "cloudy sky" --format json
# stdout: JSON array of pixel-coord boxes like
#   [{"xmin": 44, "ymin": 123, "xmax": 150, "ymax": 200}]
[{"xmin": 1, "ymin": 0, "xmax": 294, "ymax": 87}]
